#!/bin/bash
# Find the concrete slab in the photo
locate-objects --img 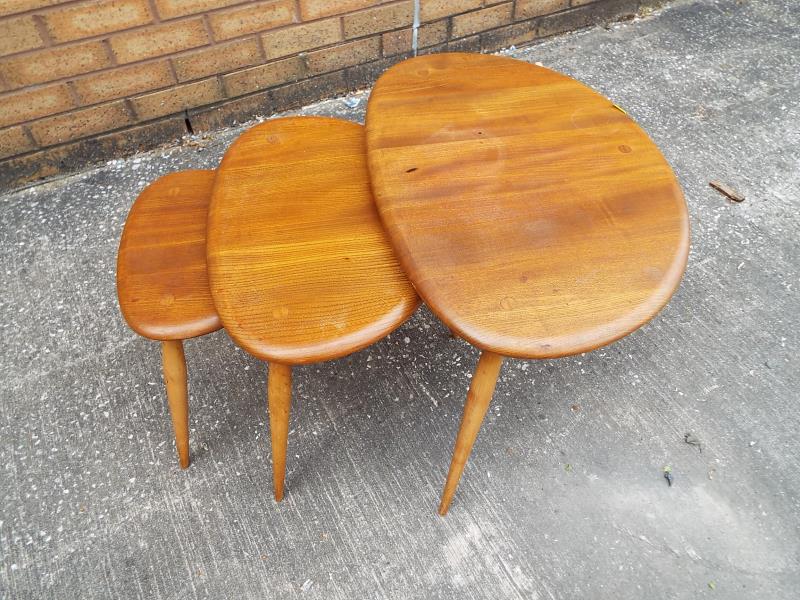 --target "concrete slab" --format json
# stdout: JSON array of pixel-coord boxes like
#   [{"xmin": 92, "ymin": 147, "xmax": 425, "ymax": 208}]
[{"xmin": 1, "ymin": 0, "xmax": 798, "ymax": 597}]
